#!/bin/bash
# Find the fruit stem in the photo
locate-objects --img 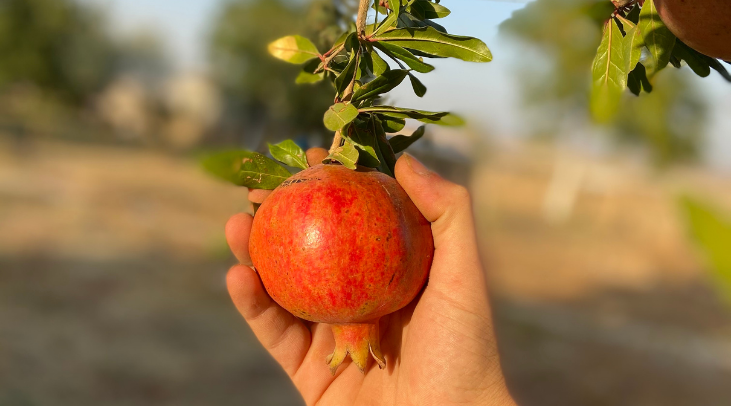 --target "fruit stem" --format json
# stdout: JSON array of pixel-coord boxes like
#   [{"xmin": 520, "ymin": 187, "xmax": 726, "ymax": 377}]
[
  {"xmin": 326, "ymin": 320, "xmax": 386, "ymax": 375},
  {"xmin": 329, "ymin": 129, "xmax": 344, "ymax": 155}
]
